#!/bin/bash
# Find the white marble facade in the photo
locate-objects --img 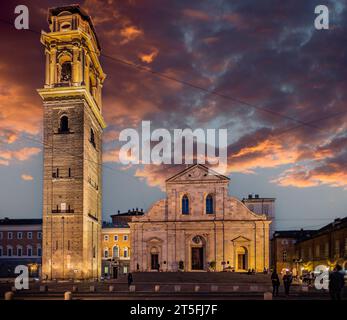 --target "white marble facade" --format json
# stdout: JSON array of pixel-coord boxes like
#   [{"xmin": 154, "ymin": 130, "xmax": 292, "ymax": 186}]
[{"xmin": 129, "ymin": 165, "xmax": 271, "ymax": 272}]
